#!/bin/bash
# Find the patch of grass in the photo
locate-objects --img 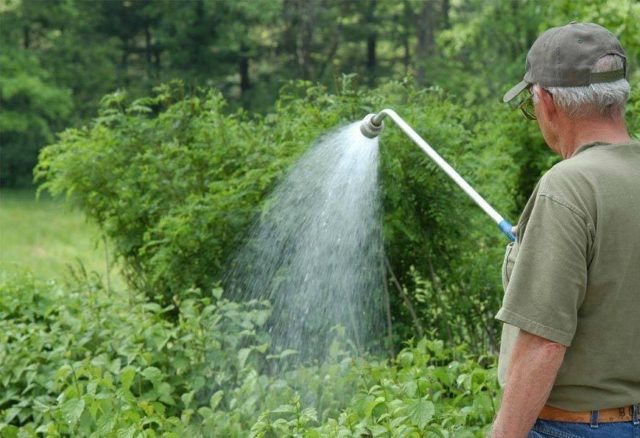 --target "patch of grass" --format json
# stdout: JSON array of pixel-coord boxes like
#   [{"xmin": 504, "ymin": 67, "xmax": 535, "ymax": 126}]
[{"xmin": 0, "ymin": 189, "xmax": 121, "ymax": 285}]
